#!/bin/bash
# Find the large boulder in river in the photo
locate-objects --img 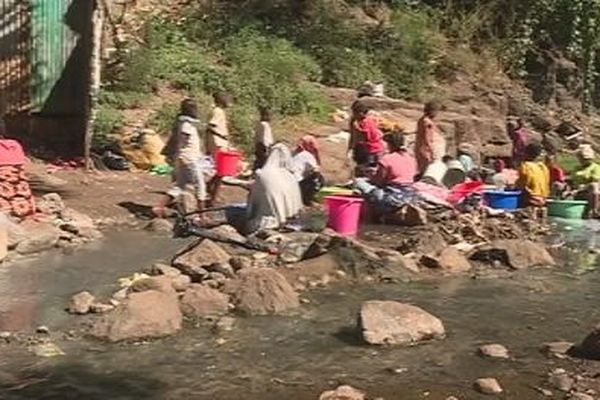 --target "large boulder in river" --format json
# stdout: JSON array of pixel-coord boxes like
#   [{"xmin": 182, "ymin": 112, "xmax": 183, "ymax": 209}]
[
  {"xmin": 180, "ymin": 284, "xmax": 230, "ymax": 318},
  {"xmin": 172, "ymin": 239, "xmax": 231, "ymax": 280},
  {"xmin": 15, "ymin": 221, "xmax": 61, "ymax": 255},
  {"xmin": 91, "ymin": 290, "xmax": 182, "ymax": 342},
  {"xmin": 225, "ymin": 268, "xmax": 300, "ymax": 315},
  {"xmin": 570, "ymin": 324, "xmax": 600, "ymax": 360},
  {"xmin": 470, "ymin": 240, "xmax": 555, "ymax": 269},
  {"xmin": 359, "ymin": 301, "xmax": 445, "ymax": 346}
]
